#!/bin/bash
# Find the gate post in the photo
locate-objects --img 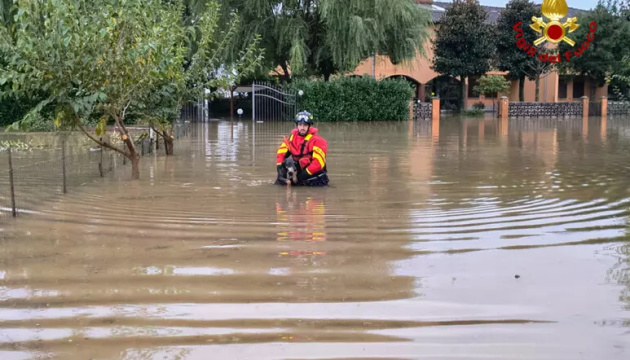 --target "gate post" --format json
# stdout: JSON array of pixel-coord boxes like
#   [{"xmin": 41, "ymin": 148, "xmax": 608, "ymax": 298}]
[
  {"xmin": 582, "ymin": 96, "xmax": 589, "ymax": 119},
  {"xmin": 601, "ymin": 96, "xmax": 608, "ymax": 117},
  {"xmin": 431, "ymin": 97, "xmax": 440, "ymax": 122},
  {"xmin": 499, "ymin": 96, "xmax": 509, "ymax": 120}
]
